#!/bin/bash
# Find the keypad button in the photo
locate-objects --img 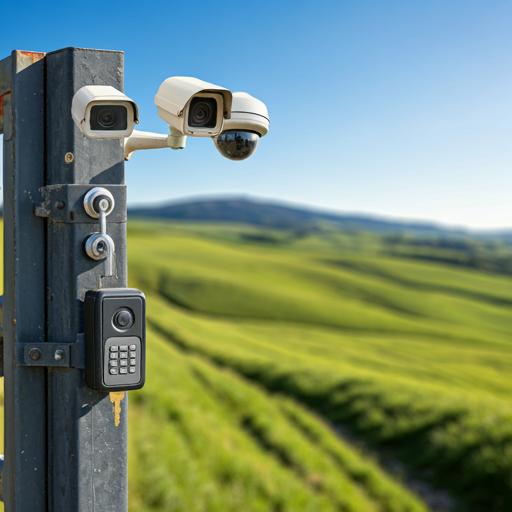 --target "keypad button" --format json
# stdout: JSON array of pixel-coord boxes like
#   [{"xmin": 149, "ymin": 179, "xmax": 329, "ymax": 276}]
[
  {"xmin": 109, "ymin": 360, "xmax": 118, "ymax": 367},
  {"xmin": 130, "ymin": 358, "xmax": 136, "ymax": 366},
  {"xmin": 129, "ymin": 367, "xmax": 136, "ymax": 374},
  {"xmin": 110, "ymin": 368, "xmax": 118, "ymax": 375},
  {"xmin": 120, "ymin": 353, "xmax": 128, "ymax": 359},
  {"xmin": 110, "ymin": 352, "xmax": 119, "ymax": 359},
  {"xmin": 119, "ymin": 345, "xmax": 129, "ymax": 351},
  {"xmin": 110, "ymin": 346, "xmax": 119, "ymax": 352},
  {"xmin": 119, "ymin": 368, "xmax": 128, "ymax": 374},
  {"xmin": 129, "ymin": 345, "xmax": 136, "ymax": 350},
  {"xmin": 129, "ymin": 351, "xmax": 136, "ymax": 358},
  {"xmin": 120, "ymin": 360, "xmax": 128, "ymax": 367}
]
